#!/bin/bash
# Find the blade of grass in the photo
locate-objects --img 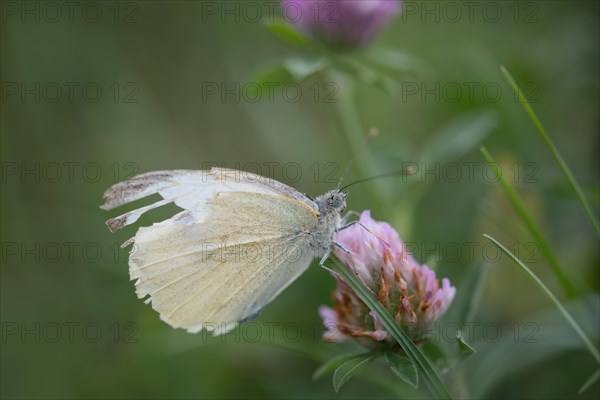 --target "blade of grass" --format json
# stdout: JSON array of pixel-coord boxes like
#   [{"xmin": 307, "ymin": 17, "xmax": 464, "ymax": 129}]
[
  {"xmin": 480, "ymin": 146, "xmax": 577, "ymax": 298},
  {"xmin": 330, "ymin": 258, "xmax": 453, "ymax": 399},
  {"xmin": 578, "ymin": 368, "xmax": 600, "ymax": 395},
  {"xmin": 483, "ymin": 234, "xmax": 600, "ymax": 364},
  {"xmin": 501, "ymin": 66, "xmax": 600, "ymax": 237}
]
